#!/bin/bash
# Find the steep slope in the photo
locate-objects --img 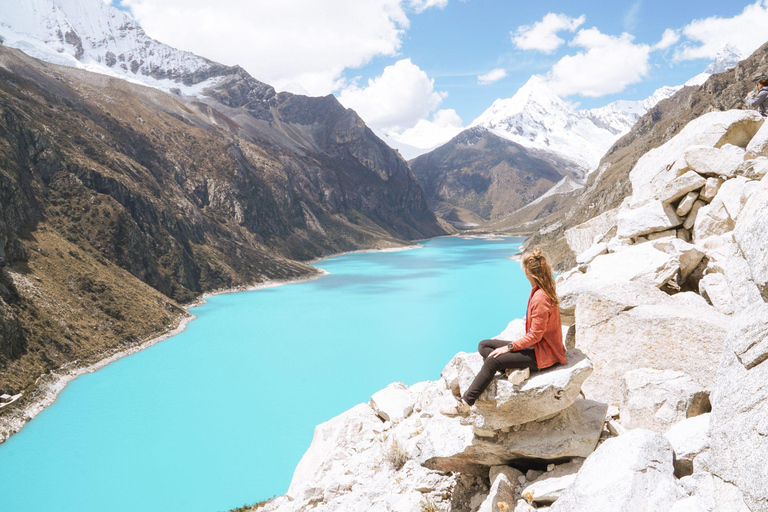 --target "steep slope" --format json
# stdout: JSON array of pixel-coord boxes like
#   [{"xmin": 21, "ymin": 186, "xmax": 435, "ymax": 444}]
[
  {"xmin": 0, "ymin": 40, "xmax": 446, "ymax": 397},
  {"xmin": 410, "ymin": 127, "xmax": 566, "ymax": 221},
  {"xmin": 521, "ymin": 40, "xmax": 768, "ymax": 270}
]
